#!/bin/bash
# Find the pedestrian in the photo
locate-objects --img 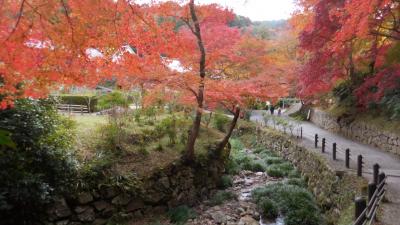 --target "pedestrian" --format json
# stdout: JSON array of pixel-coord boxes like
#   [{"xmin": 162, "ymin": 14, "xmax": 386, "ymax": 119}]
[
  {"xmin": 270, "ymin": 105, "xmax": 275, "ymax": 115},
  {"xmin": 278, "ymin": 107, "xmax": 282, "ymax": 116}
]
